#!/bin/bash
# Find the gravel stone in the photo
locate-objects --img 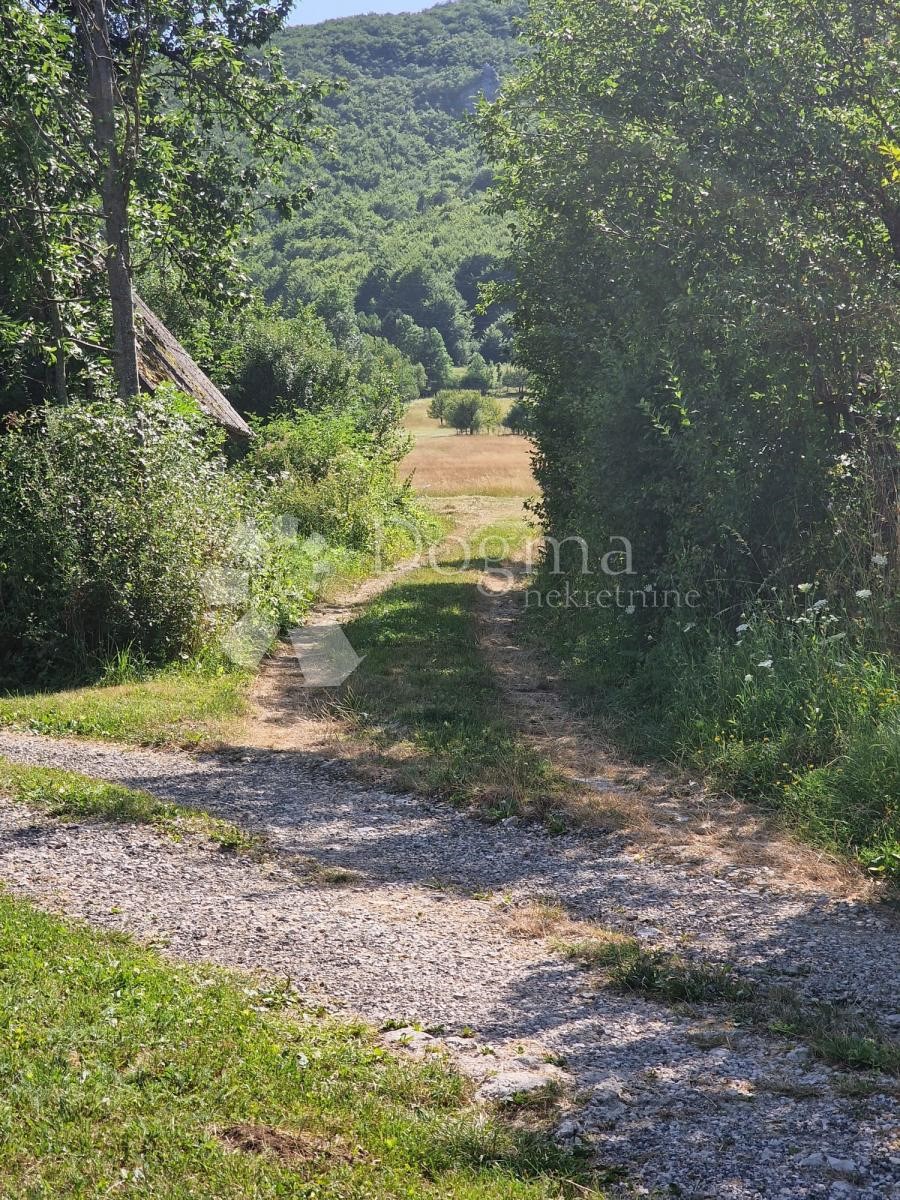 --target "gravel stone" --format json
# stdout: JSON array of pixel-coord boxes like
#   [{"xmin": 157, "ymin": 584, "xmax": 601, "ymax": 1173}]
[{"xmin": 0, "ymin": 728, "xmax": 898, "ymax": 1200}]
